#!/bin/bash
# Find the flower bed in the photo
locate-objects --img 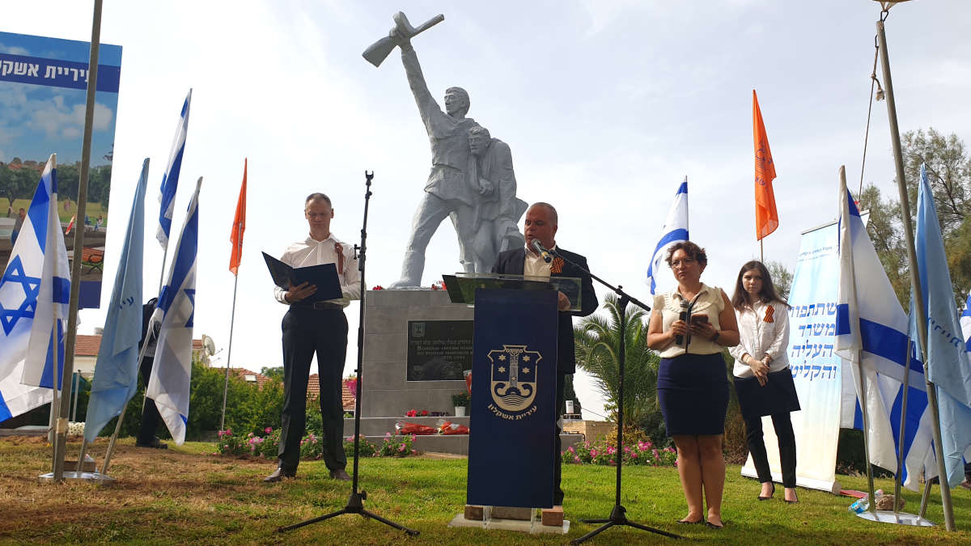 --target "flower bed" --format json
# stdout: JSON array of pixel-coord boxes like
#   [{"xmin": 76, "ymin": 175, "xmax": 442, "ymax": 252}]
[
  {"xmin": 564, "ymin": 439, "xmax": 677, "ymax": 467},
  {"xmin": 213, "ymin": 429, "xmax": 417, "ymax": 459}
]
